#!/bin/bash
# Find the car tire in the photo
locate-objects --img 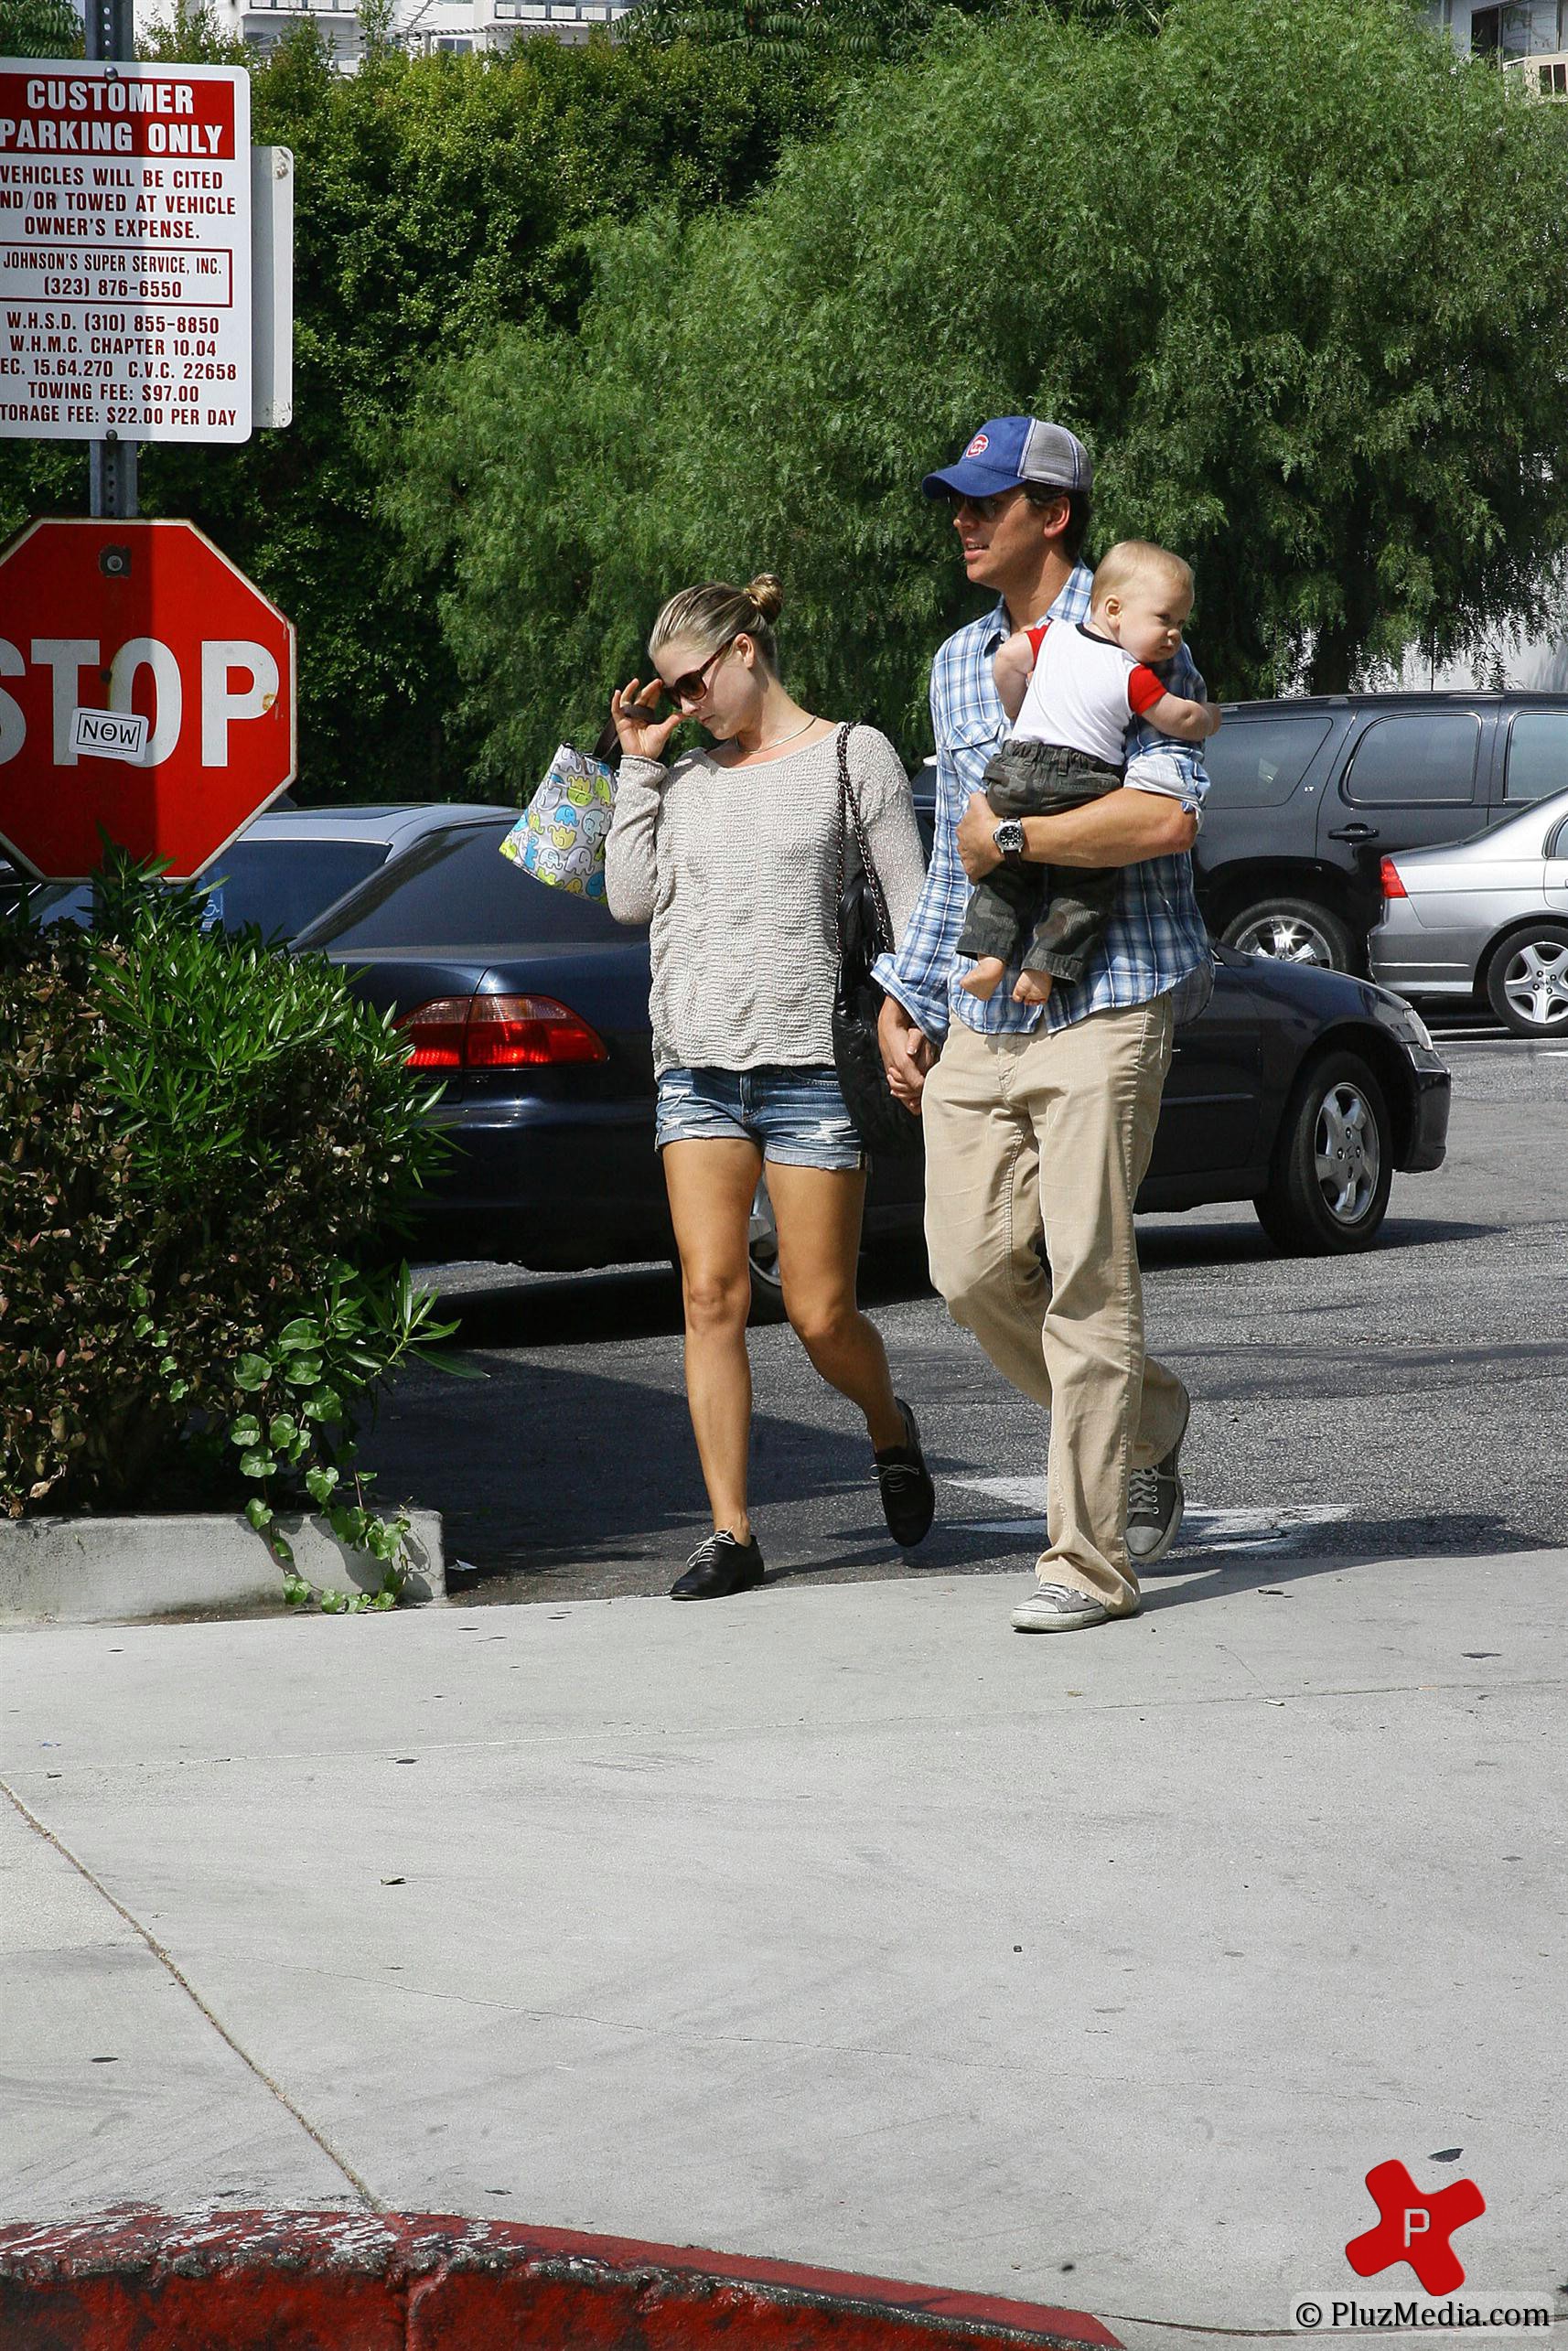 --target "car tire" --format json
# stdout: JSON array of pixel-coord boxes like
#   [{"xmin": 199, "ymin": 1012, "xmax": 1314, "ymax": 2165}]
[
  {"xmin": 1254, "ymin": 1050, "xmax": 1393, "ymax": 1254},
  {"xmin": 1220, "ymin": 897, "xmax": 1357, "ymax": 972},
  {"xmin": 1484, "ymin": 921, "xmax": 1568, "ymax": 1037}
]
